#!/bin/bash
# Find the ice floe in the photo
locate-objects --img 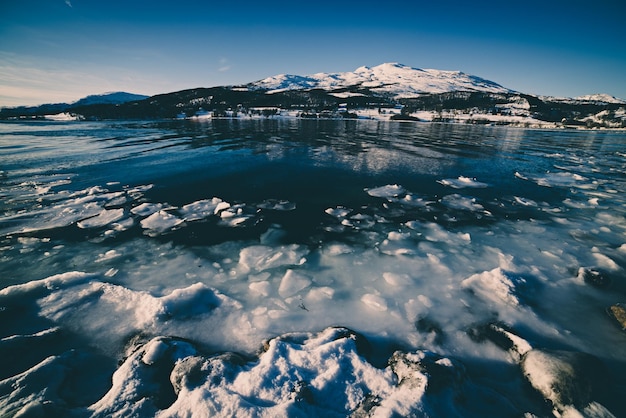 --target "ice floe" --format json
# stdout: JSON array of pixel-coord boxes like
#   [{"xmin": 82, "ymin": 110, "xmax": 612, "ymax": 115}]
[
  {"xmin": 77, "ymin": 208, "xmax": 126, "ymax": 229},
  {"xmin": 140, "ymin": 210, "xmax": 185, "ymax": 236},
  {"xmin": 437, "ymin": 176, "xmax": 488, "ymax": 189},
  {"xmin": 179, "ymin": 197, "xmax": 229, "ymax": 221},
  {"xmin": 440, "ymin": 193, "xmax": 490, "ymax": 214},
  {"xmin": 366, "ymin": 184, "xmax": 405, "ymax": 198},
  {"xmin": 239, "ymin": 244, "xmax": 308, "ymax": 273}
]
